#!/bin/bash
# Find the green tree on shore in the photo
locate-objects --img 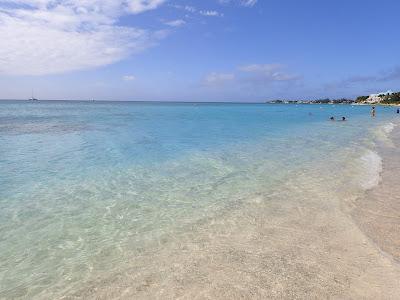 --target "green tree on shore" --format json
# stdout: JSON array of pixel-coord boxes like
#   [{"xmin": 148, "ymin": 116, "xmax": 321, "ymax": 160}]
[
  {"xmin": 381, "ymin": 92, "xmax": 400, "ymax": 104},
  {"xmin": 355, "ymin": 96, "xmax": 368, "ymax": 103}
]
